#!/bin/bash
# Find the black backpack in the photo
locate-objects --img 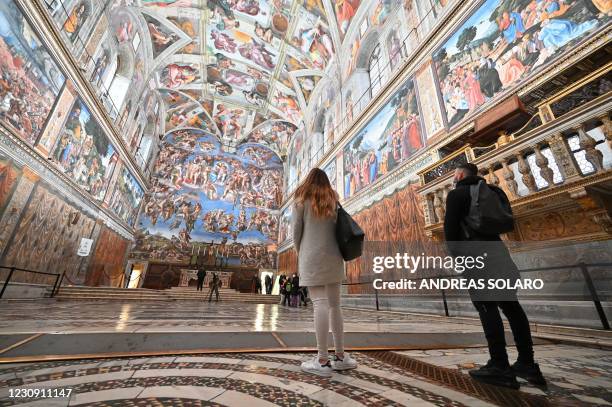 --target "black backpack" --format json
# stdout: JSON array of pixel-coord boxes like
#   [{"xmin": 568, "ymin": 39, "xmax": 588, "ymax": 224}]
[
  {"xmin": 335, "ymin": 203, "xmax": 365, "ymax": 261},
  {"xmin": 462, "ymin": 180, "xmax": 514, "ymax": 237}
]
